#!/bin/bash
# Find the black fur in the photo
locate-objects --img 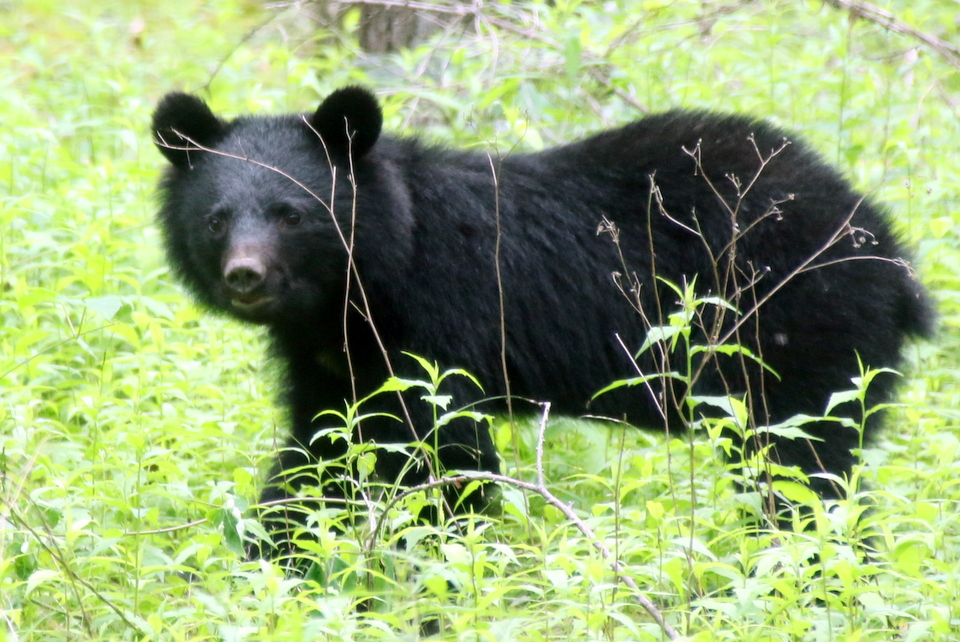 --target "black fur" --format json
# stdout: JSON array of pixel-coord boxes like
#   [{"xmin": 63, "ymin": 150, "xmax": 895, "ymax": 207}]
[{"xmin": 152, "ymin": 87, "xmax": 933, "ymax": 557}]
